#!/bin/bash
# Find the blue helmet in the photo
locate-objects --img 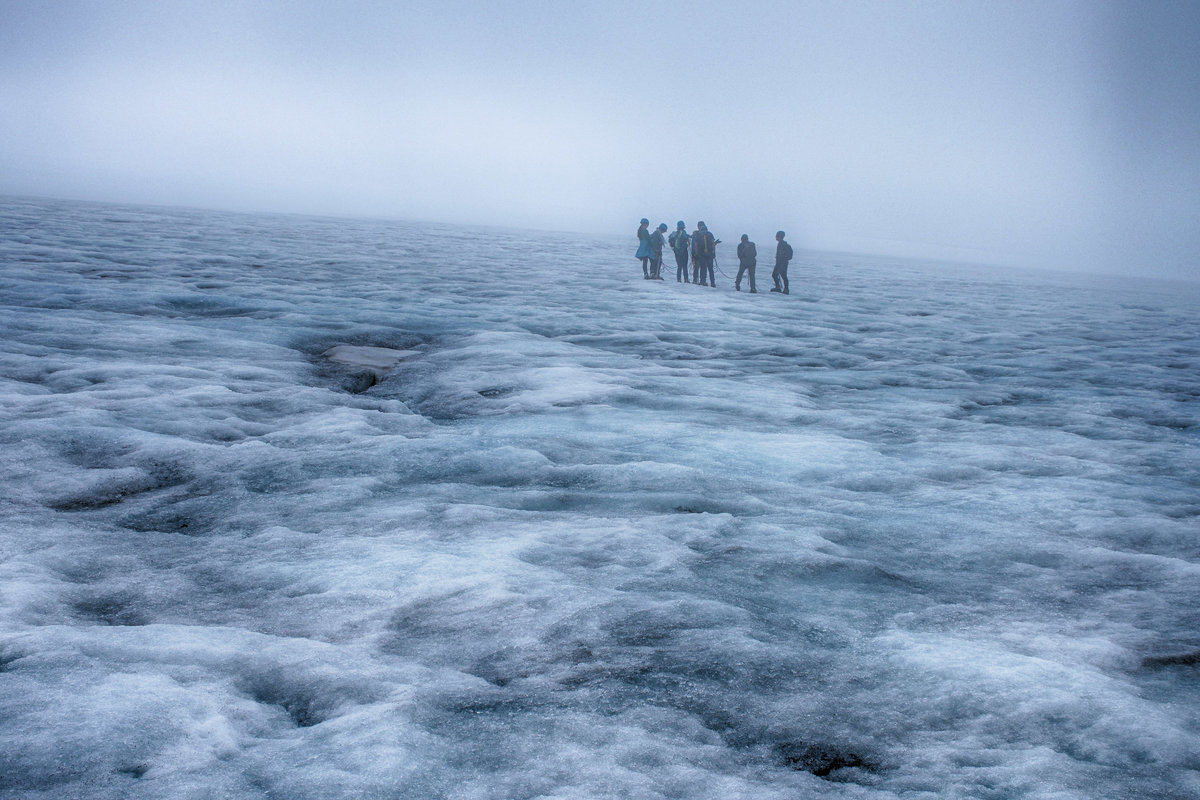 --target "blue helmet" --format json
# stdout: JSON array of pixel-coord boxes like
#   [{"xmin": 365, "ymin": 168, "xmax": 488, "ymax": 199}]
[
  {"xmin": 658, "ymin": 223, "xmax": 668, "ymax": 231},
  {"xmin": 640, "ymin": 218, "xmax": 649, "ymax": 225},
  {"xmin": 677, "ymin": 220, "xmax": 686, "ymax": 228},
  {"xmin": 776, "ymin": 230, "xmax": 786, "ymax": 238}
]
